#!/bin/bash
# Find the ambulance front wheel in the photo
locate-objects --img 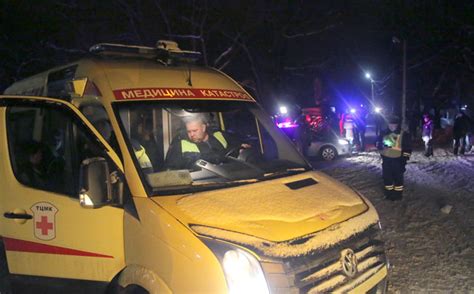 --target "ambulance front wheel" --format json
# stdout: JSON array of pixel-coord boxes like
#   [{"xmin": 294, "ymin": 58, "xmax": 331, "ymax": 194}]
[{"xmin": 109, "ymin": 283, "xmax": 148, "ymax": 294}]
